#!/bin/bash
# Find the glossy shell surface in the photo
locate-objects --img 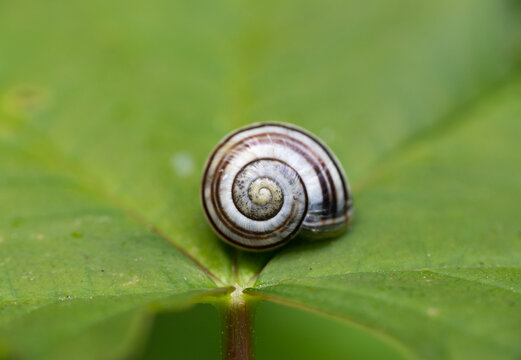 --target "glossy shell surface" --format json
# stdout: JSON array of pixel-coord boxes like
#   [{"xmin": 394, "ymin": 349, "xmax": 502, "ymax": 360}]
[{"xmin": 201, "ymin": 123, "xmax": 353, "ymax": 251}]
